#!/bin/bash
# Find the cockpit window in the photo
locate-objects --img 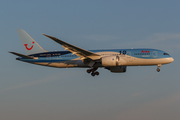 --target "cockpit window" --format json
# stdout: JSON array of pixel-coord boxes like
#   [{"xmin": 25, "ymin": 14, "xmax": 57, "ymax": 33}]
[{"xmin": 164, "ymin": 53, "xmax": 169, "ymax": 55}]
